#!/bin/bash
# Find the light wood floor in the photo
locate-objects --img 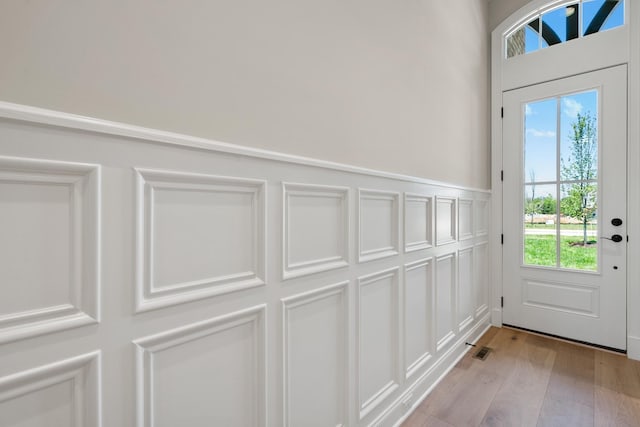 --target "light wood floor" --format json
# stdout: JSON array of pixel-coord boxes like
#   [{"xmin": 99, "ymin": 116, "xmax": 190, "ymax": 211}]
[{"xmin": 402, "ymin": 327, "xmax": 640, "ymax": 427}]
